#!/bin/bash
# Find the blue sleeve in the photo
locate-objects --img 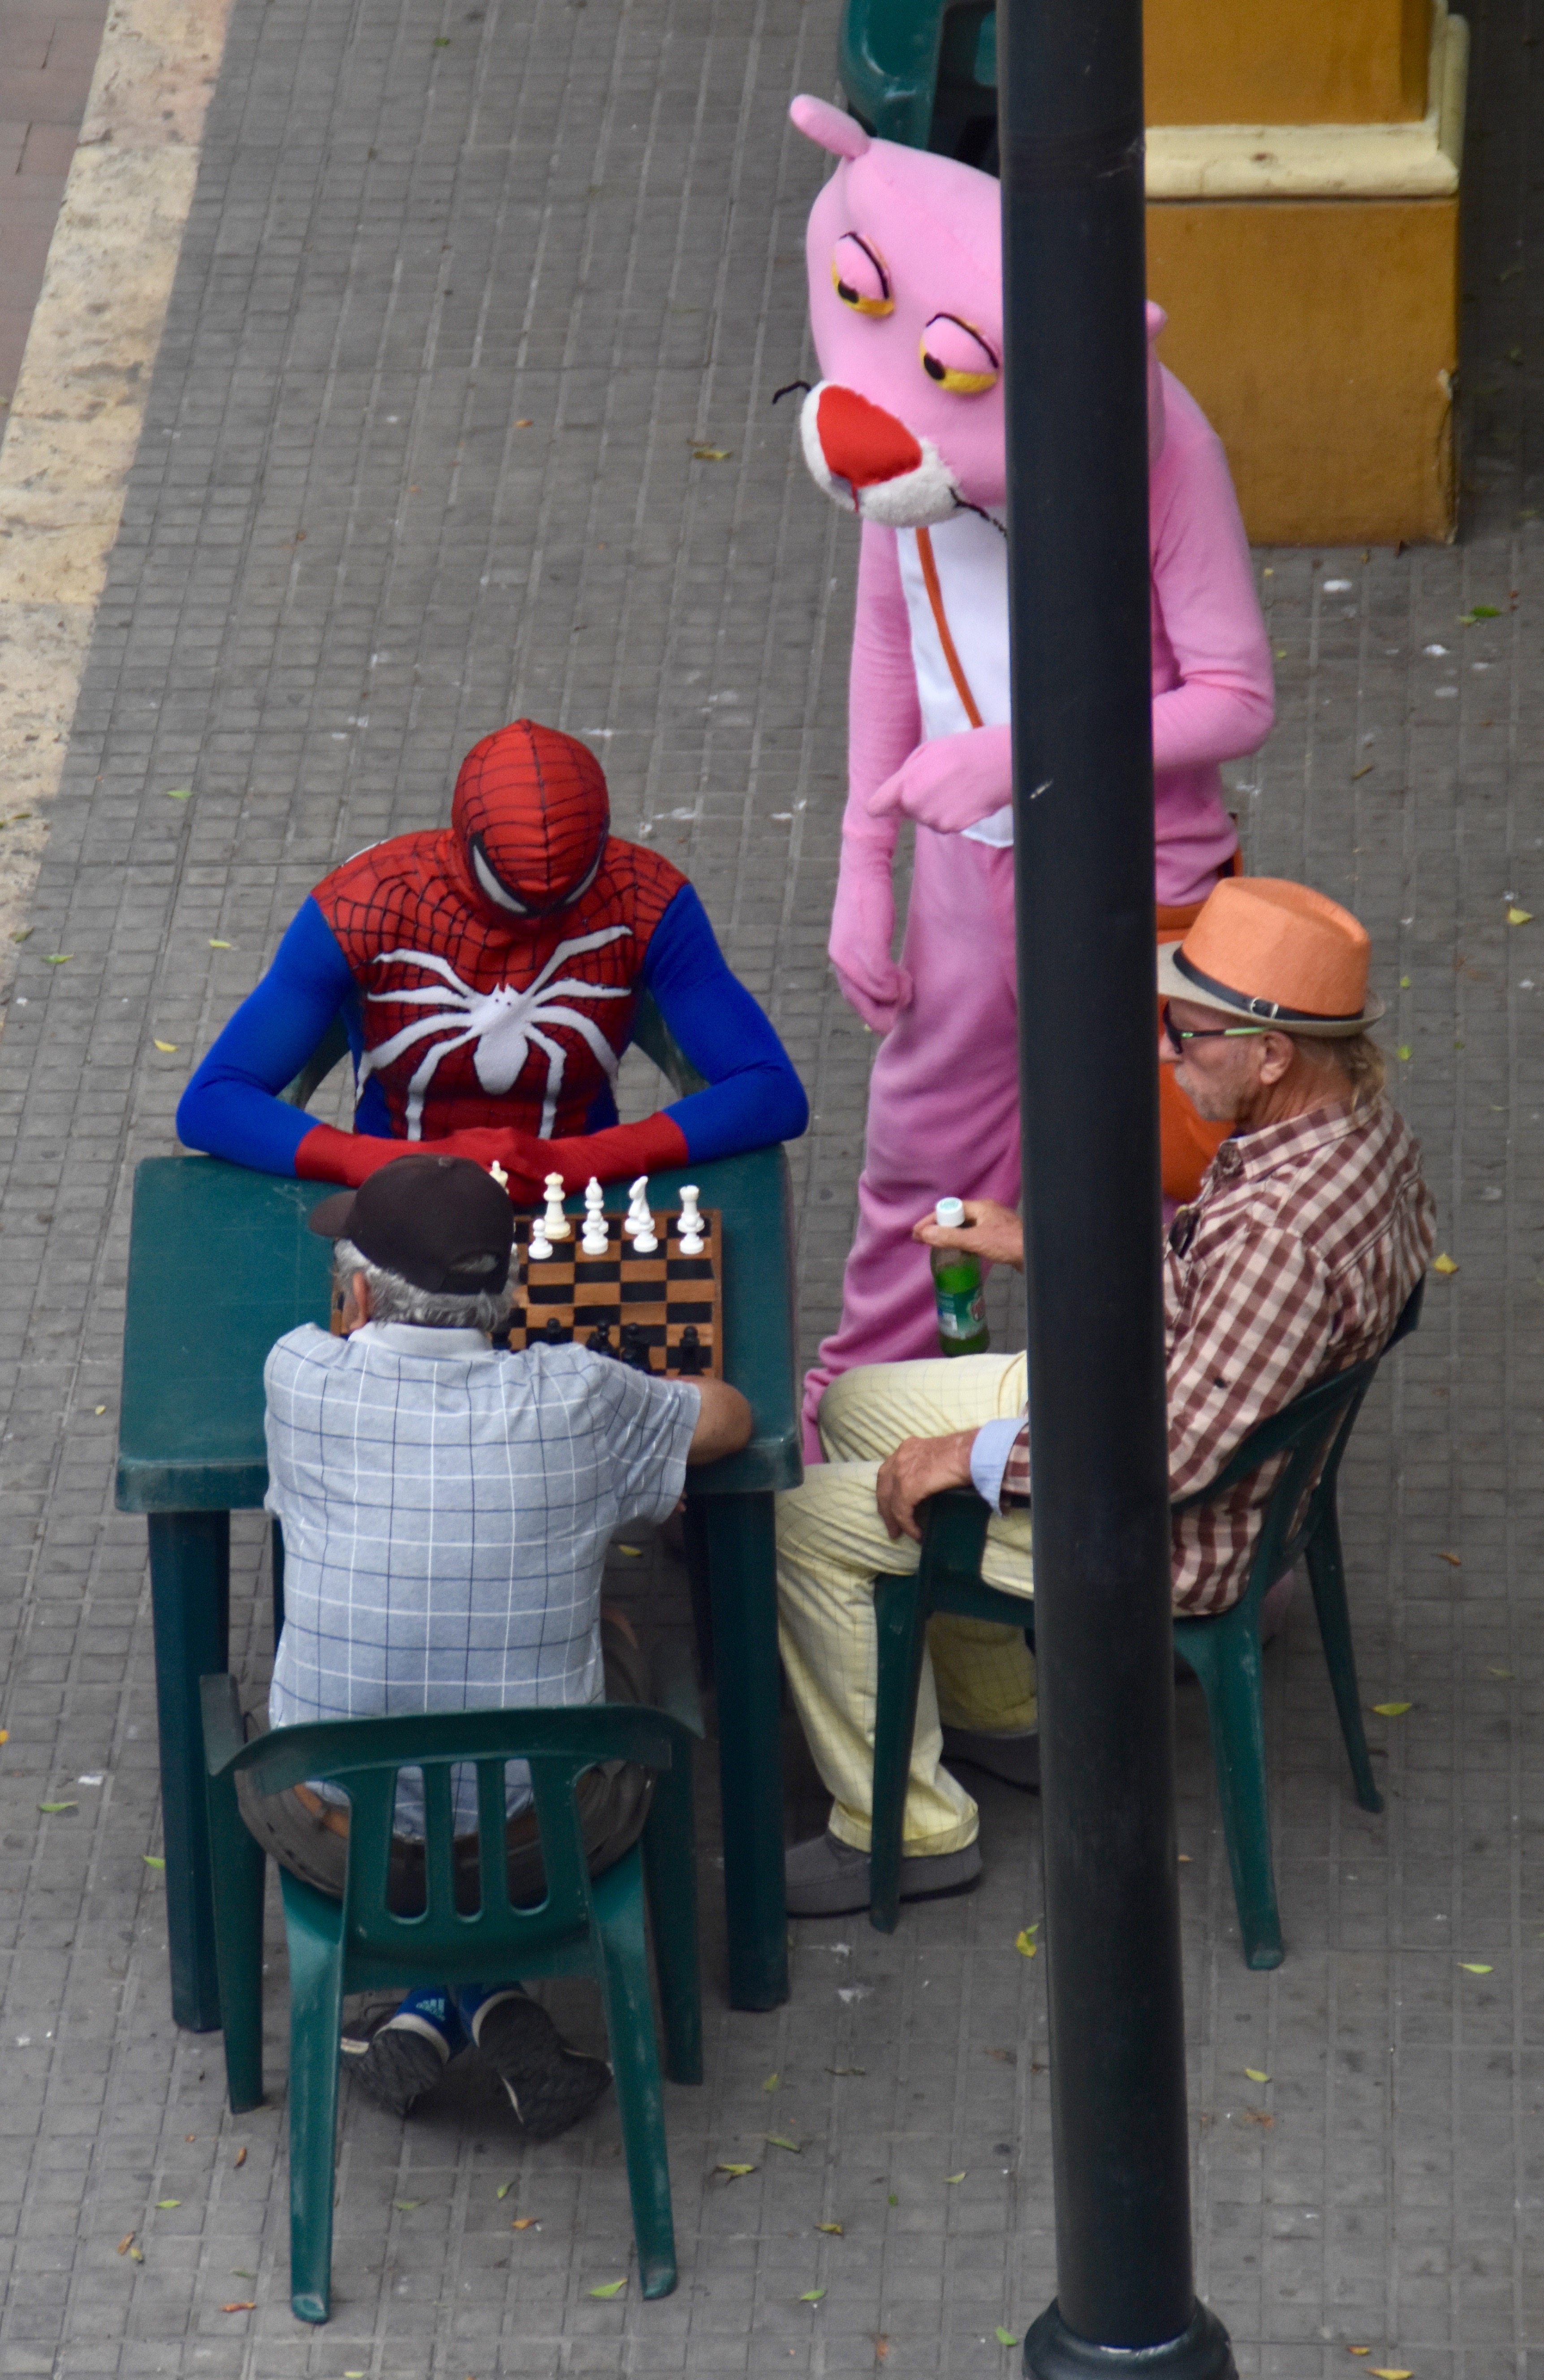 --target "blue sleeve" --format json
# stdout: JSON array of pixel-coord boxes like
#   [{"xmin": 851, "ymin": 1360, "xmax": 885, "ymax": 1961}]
[
  {"xmin": 969, "ymin": 1416, "xmax": 1025, "ymax": 1513},
  {"xmin": 176, "ymin": 898, "xmax": 358, "ymax": 1174},
  {"xmin": 642, "ymin": 885, "xmax": 809, "ymax": 1158}
]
